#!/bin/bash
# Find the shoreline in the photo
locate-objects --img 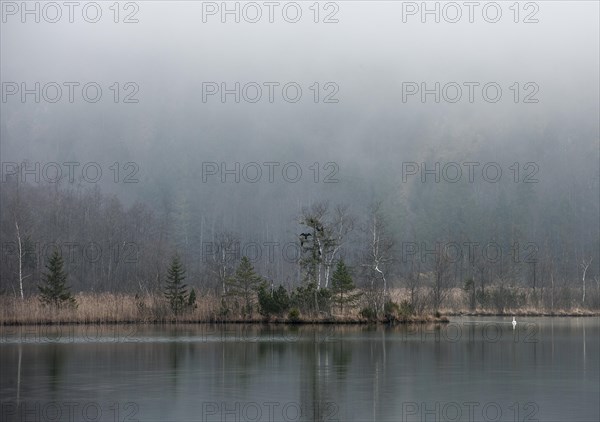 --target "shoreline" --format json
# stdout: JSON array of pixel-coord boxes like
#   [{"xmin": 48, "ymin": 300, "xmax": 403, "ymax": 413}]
[
  {"xmin": 2, "ymin": 291, "xmax": 598, "ymax": 326},
  {"xmin": 445, "ymin": 311, "xmax": 600, "ymax": 317},
  {"xmin": 2, "ymin": 312, "xmax": 599, "ymax": 327},
  {"xmin": 0, "ymin": 316, "xmax": 451, "ymax": 326}
]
